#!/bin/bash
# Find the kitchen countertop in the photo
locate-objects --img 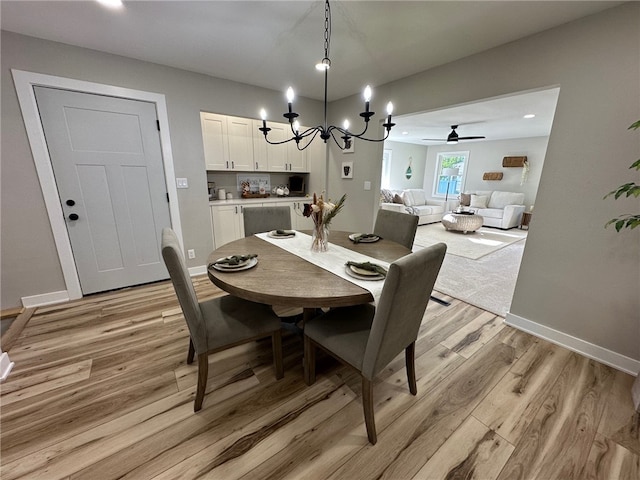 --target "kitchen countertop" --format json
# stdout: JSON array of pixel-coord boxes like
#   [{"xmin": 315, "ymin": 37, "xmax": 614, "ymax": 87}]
[{"xmin": 209, "ymin": 195, "xmax": 310, "ymax": 206}]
